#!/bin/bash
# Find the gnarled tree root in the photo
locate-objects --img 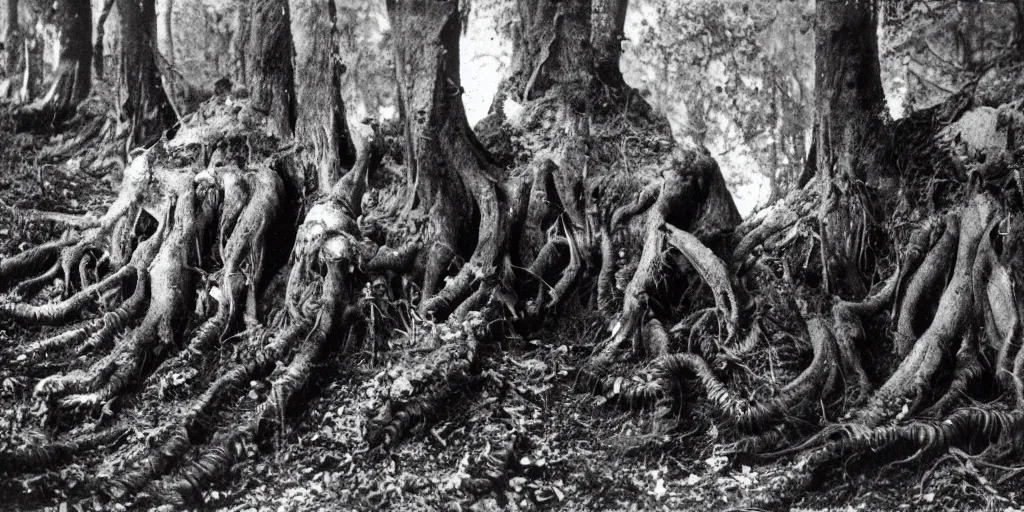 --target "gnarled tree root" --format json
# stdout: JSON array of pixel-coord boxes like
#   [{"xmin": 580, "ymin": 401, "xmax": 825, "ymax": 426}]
[
  {"xmin": 786, "ymin": 408, "xmax": 1024, "ymax": 493},
  {"xmin": 662, "ymin": 314, "xmax": 837, "ymax": 434},
  {"xmin": 0, "ymin": 427, "xmax": 129, "ymax": 473},
  {"xmin": 144, "ymin": 280, "xmax": 345, "ymax": 506},
  {"xmin": 852, "ymin": 193, "xmax": 997, "ymax": 427},
  {"xmin": 366, "ymin": 314, "xmax": 485, "ymax": 449}
]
